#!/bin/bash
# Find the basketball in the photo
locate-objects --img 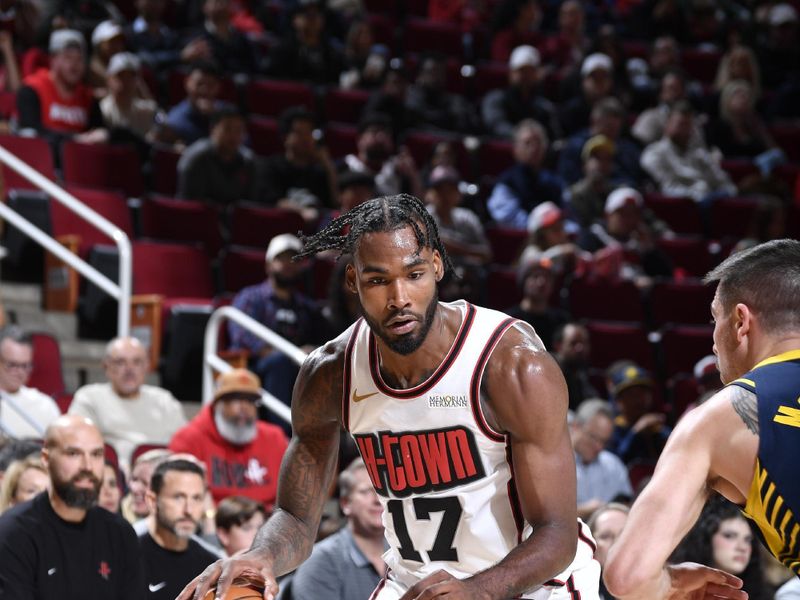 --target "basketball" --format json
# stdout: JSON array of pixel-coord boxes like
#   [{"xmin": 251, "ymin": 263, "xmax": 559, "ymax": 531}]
[{"xmin": 203, "ymin": 580, "xmax": 264, "ymax": 600}]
